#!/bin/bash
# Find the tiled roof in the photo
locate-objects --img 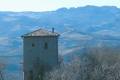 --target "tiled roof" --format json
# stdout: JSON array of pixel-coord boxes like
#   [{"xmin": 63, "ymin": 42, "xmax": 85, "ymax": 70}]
[{"xmin": 22, "ymin": 29, "xmax": 59, "ymax": 37}]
